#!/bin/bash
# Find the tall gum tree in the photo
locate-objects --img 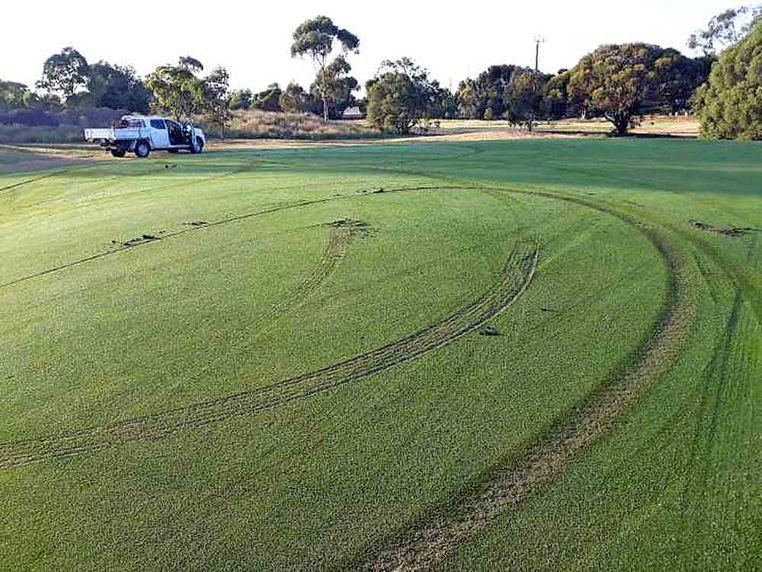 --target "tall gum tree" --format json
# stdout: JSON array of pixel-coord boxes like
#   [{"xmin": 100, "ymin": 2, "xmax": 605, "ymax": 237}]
[
  {"xmin": 36, "ymin": 47, "xmax": 89, "ymax": 101},
  {"xmin": 290, "ymin": 15, "xmax": 359, "ymax": 121},
  {"xmin": 145, "ymin": 57, "xmax": 206, "ymax": 121}
]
